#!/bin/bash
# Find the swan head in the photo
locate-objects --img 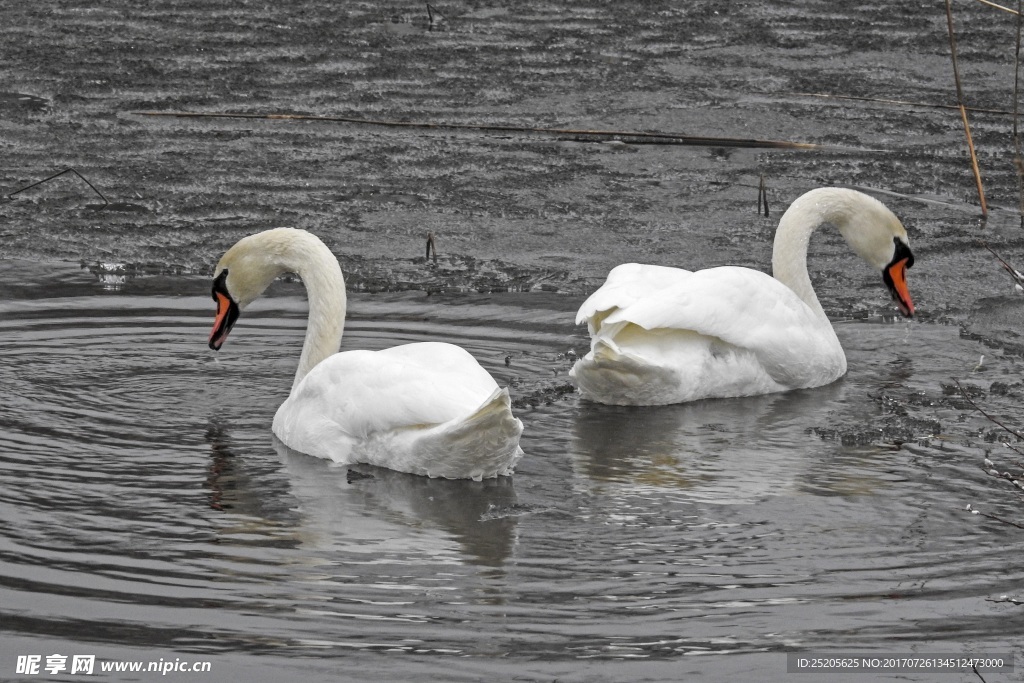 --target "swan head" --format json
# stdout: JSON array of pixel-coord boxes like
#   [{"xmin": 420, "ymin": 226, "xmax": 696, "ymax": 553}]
[
  {"xmin": 837, "ymin": 199, "xmax": 914, "ymax": 317},
  {"xmin": 208, "ymin": 230, "xmax": 294, "ymax": 350},
  {"xmin": 808, "ymin": 188, "xmax": 916, "ymax": 317}
]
